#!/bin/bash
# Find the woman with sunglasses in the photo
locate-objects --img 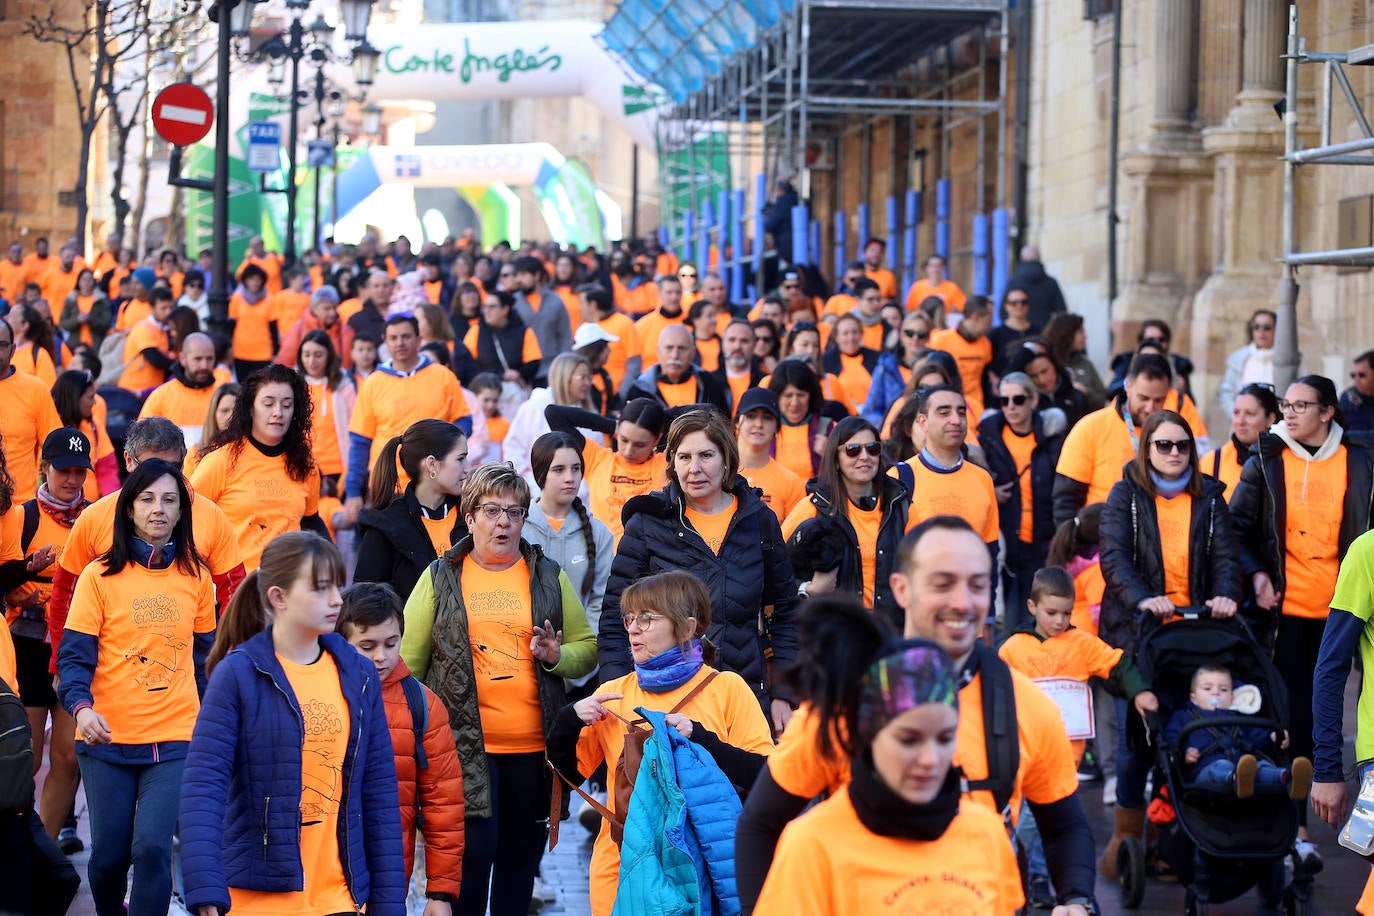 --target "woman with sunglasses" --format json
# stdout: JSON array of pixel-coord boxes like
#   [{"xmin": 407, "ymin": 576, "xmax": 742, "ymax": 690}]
[
  {"xmin": 977, "ymin": 372, "xmax": 1066, "ymax": 633},
  {"xmin": 676, "ymin": 261, "xmax": 700, "ymax": 305},
  {"xmin": 782, "ymin": 416, "xmax": 910, "ymax": 628},
  {"xmin": 750, "ymin": 318, "xmax": 781, "ymax": 374},
  {"xmin": 1201, "ymin": 382, "xmax": 1280, "ymax": 496},
  {"xmin": 859, "ymin": 311, "xmax": 933, "ymax": 427},
  {"xmin": 1096, "ymin": 409, "xmax": 1242, "ymax": 872},
  {"xmin": 1229, "ymin": 375, "xmax": 1374, "ymax": 855},
  {"xmin": 400, "ymin": 462, "xmax": 596, "ymax": 916},
  {"xmin": 546, "ymin": 571, "xmax": 773, "ymax": 916},
  {"xmin": 987, "ymin": 286, "xmax": 1036, "ymax": 384}
]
